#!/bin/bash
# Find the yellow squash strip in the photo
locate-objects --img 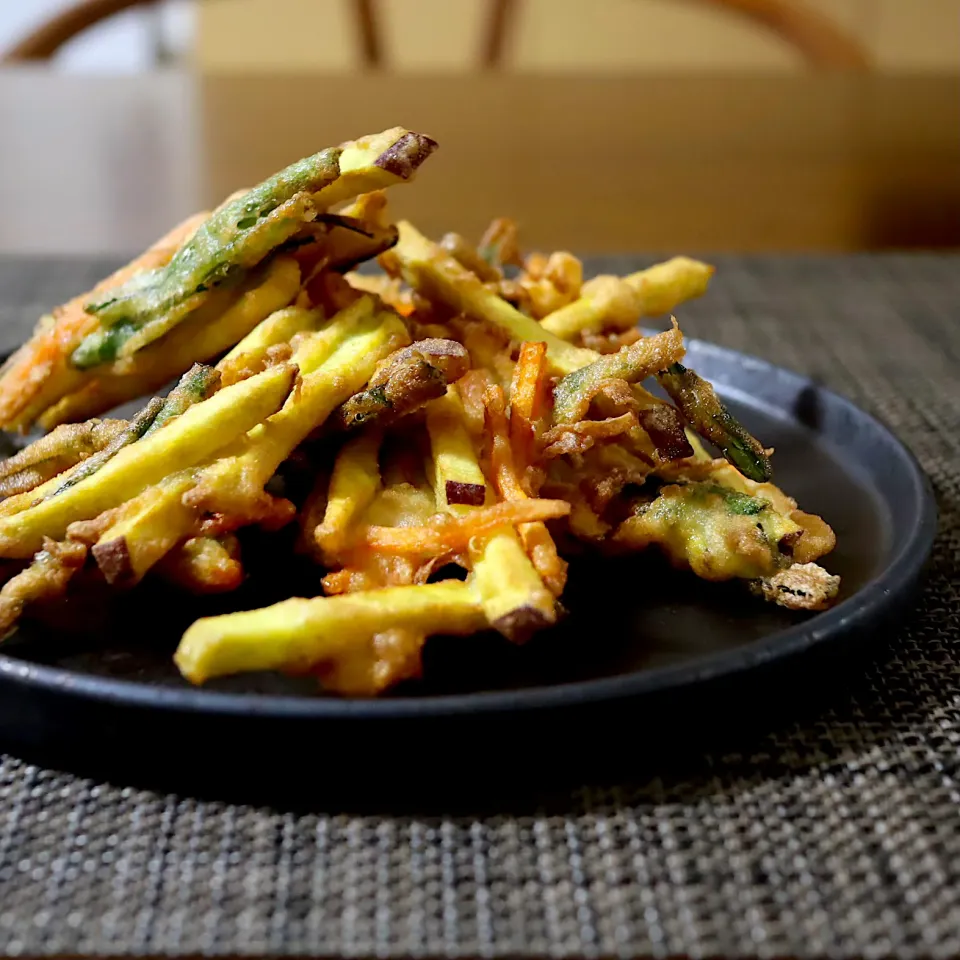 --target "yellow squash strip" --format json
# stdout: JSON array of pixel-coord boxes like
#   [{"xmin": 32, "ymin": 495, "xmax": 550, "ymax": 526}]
[
  {"xmin": 540, "ymin": 258, "xmax": 714, "ymax": 341},
  {"xmin": 158, "ymin": 306, "xmax": 407, "ymax": 565},
  {"xmin": 316, "ymin": 429, "xmax": 382, "ymax": 559},
  {"xmin": 312, "ymin": 127, "xmax": 436, "ymax": 210},
  {"xmin": 425, "ymin": 388, "xmax": 488, "ymax": 515},
  {"xmin": 0, "ymin": 363, "xmax": 296, "ymax": 558},
  {"xmin": 468, "ymin": 529, "xmax": 557, "ymax": 641},
  {"xmin": 624, "ymin": 257, "xmax": 714, "ymax": 317},
  {"xmin": 389, "ymin": 221, "xmax": 597, "ymax": 375},
  {"xmin": 175, "ymin": 580, "xmax": 485, "ymax": 684},
  {"xmin": 201, "ymin": 309, "xmax": 407, "ymax": 498},
  {"xmin": 99, "ymin": 302, "xmax": 404, "ymax": 582},
  {"xmin": 539, "ymin": 275, "xmax": 640, "ymax": 340},
  {"xmin": 91, "ymin": 472, "xmax": 198, "ymax": 585},
  {"xmin": 219, "ymin": 304, "xmax": 322, "ymax": 369}
]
